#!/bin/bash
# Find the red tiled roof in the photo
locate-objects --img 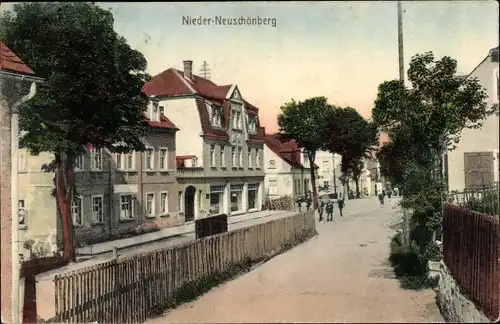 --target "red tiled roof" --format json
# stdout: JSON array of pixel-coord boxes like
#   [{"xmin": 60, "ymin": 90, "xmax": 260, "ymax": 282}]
[
  {"xmin": 0, "ymin": 41, "xmax": 35, "ymax": 75},
  {"xmin": 143, "ymin": 66, "xmax": 263, "ymax": 142},
  {"xmin": 141, "ymin": 112, "xmax": 178, "ymax": 130},
  {"xmin": 264, "ymin": 134, "xmax": 304, "ymax": 168}
]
